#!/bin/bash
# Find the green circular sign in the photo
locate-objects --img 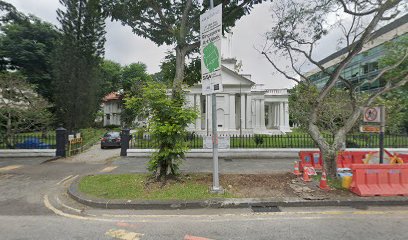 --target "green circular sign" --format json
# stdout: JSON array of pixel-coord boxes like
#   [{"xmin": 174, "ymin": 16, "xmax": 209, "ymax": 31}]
[{"xmin": 203, "ymin": 42, "xmax": 220, "ymax": 73}]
